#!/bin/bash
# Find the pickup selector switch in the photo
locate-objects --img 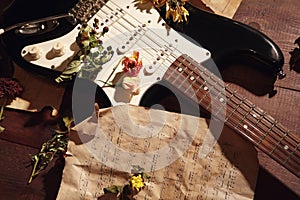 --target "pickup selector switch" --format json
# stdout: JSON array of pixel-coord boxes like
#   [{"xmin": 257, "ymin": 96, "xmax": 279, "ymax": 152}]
[{"xmin": 52, "ymin": 42, "xmax": 65, "ymax": 56}]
